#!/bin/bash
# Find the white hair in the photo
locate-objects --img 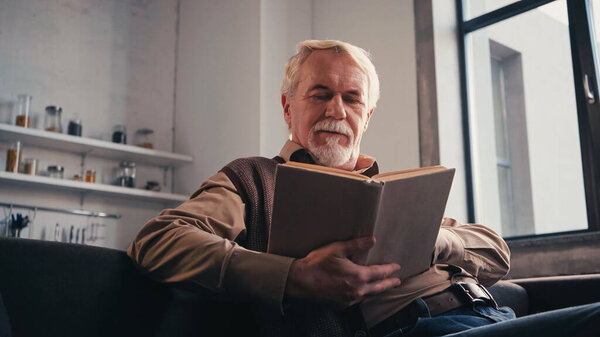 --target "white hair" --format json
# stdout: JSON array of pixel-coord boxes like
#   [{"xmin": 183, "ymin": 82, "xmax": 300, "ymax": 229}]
[{"xmin": 281, "ymin": 40, "xmax": 380, "ymax": 111}]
